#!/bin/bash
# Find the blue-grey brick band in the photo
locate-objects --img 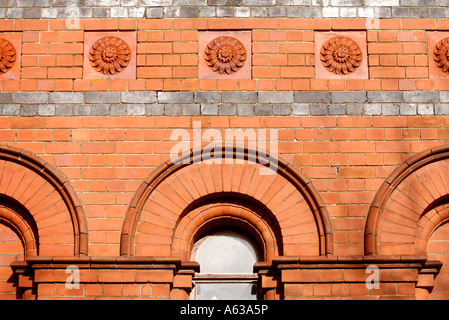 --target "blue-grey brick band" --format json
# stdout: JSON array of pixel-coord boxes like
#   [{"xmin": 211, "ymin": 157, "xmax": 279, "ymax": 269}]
[
  {"xmin": 3, "ymin": 1, "xmax": 449, "ymax": 19},
  {"xmin": 0, "ymin": 91, "xmax": 448, "ymax": 116}
]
